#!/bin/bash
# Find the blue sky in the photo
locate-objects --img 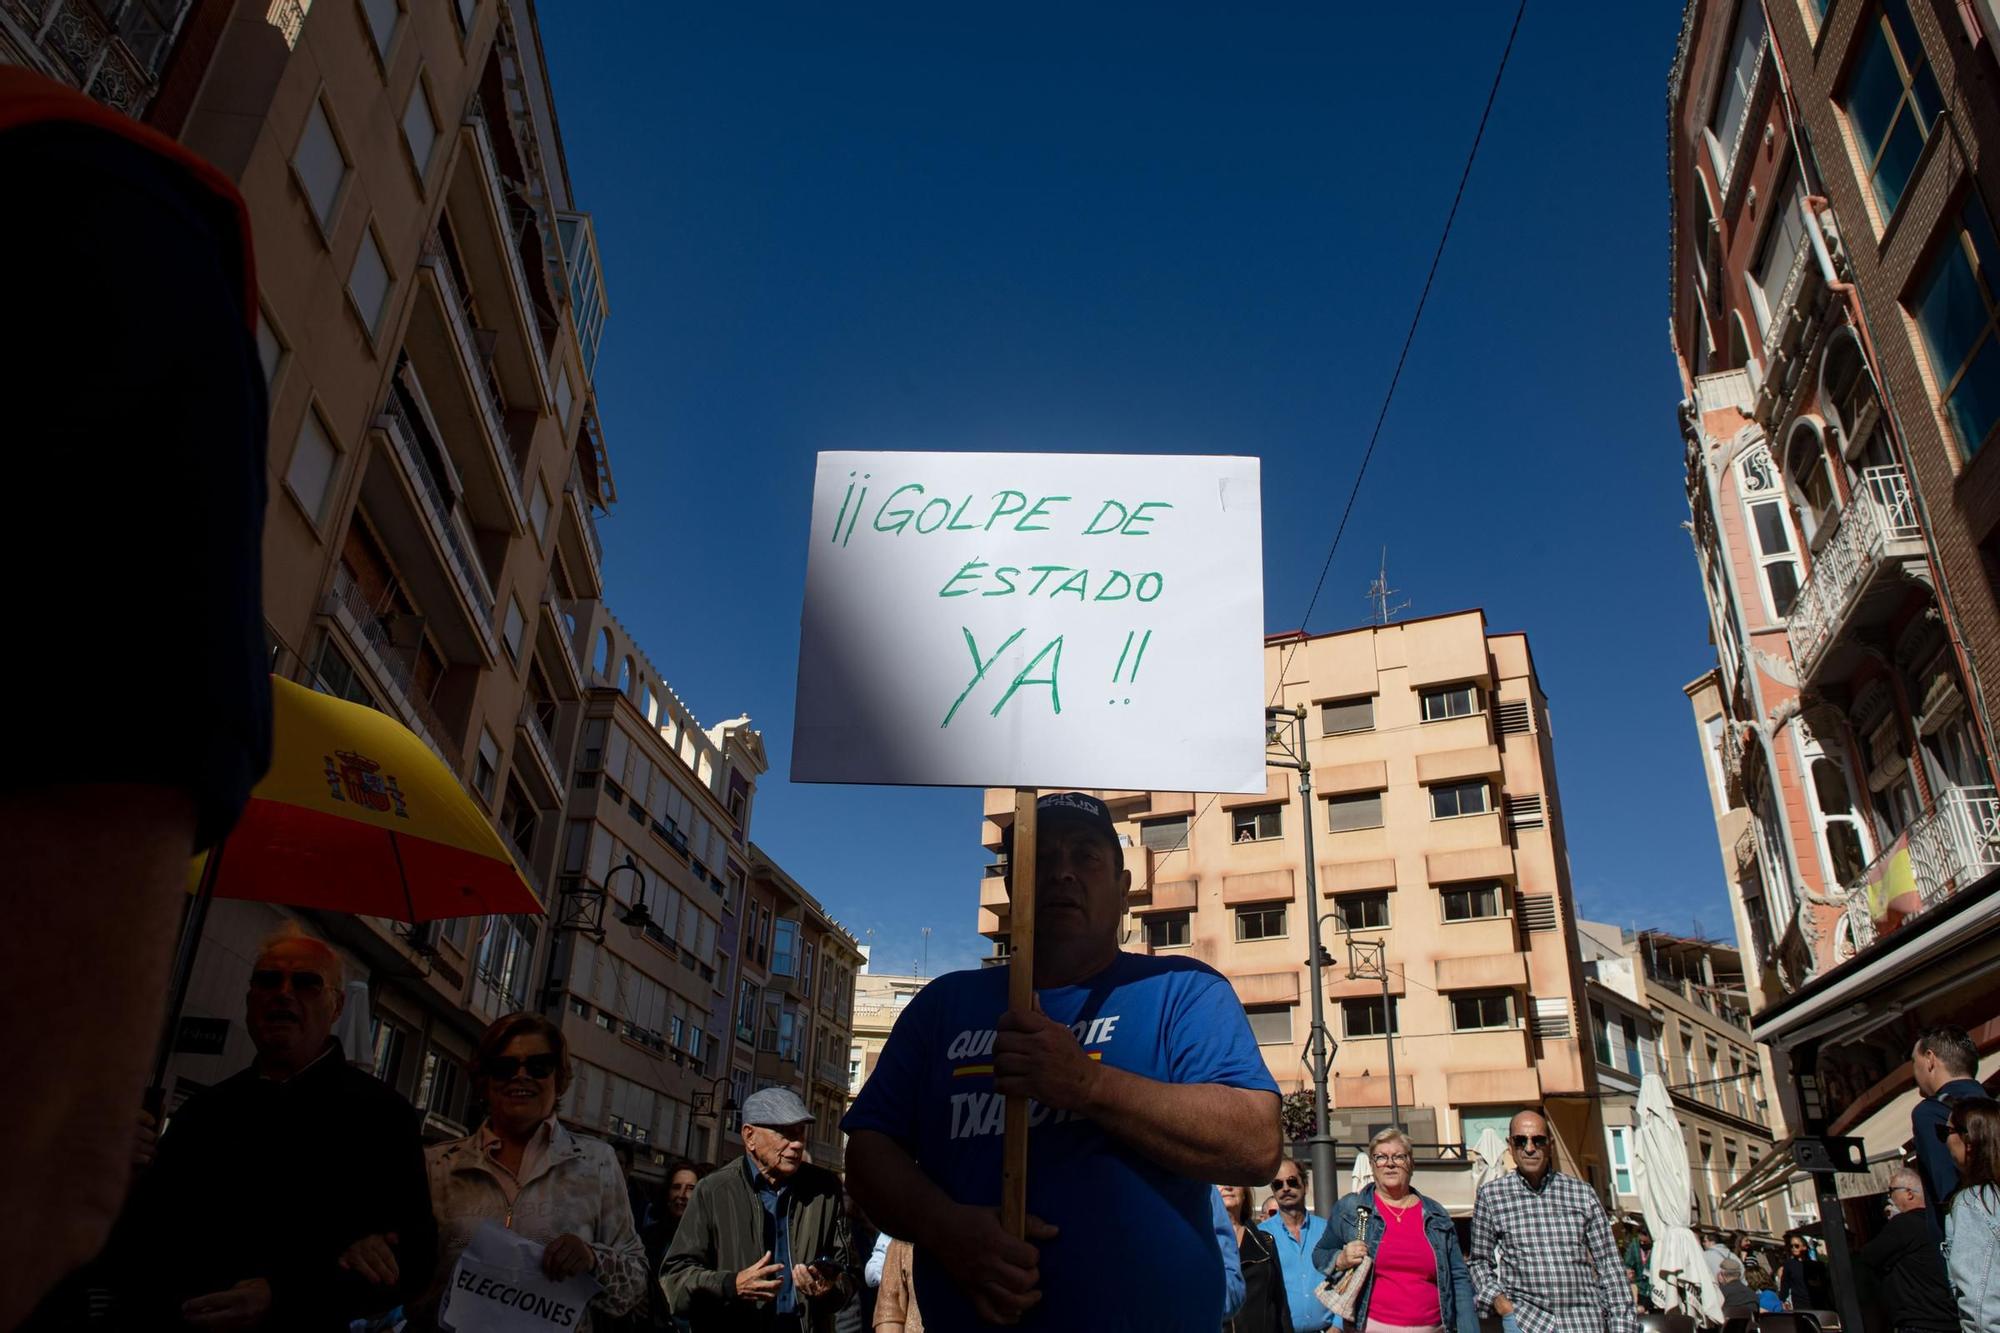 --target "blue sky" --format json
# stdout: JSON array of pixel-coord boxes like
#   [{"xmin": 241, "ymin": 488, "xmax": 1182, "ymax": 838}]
[{"xmin": 537, "ymin": 2, "xmax": 1713, "ymax": 977}]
